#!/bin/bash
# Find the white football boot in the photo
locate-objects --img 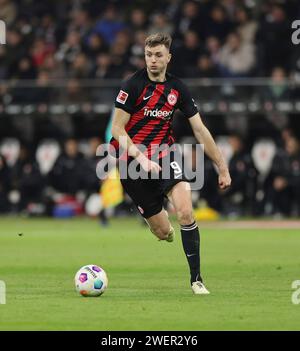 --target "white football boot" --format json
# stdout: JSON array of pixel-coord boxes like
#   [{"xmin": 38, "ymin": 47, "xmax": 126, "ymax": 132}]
[{"xmin": 191, "ymin": 281, "xmax": 210, "ymax": 295}]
